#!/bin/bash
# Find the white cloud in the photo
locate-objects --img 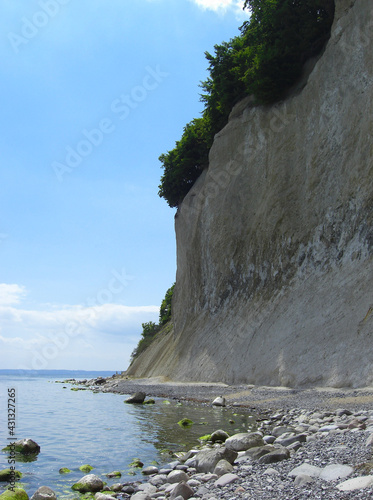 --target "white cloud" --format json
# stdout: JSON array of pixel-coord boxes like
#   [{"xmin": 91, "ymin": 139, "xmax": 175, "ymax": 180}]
[
  {"xmin": 0, "ymin": 283, "xmax": 159, "ymax": 371},
  {"xmin": 0, "ymin": 284, "xmax": 26, "ymax": 306},
  {"xmin": 191, "ymin": 0, "xmax": 246, "ymax": 14}
]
